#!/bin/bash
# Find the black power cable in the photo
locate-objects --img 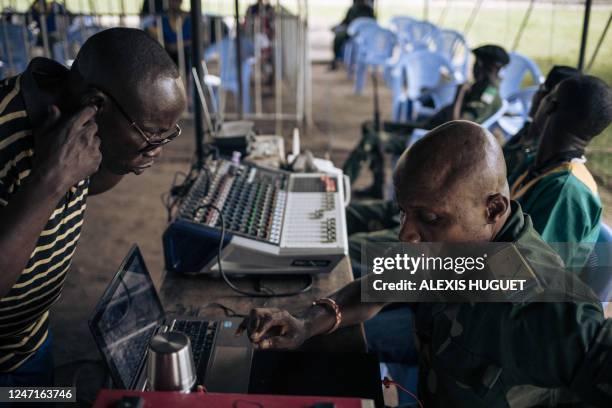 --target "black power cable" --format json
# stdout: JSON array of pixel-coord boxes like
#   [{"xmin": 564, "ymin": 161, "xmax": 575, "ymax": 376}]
[{"xmin": 194, "ymin": 203, "xmax": 313, "ymax": 298}]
